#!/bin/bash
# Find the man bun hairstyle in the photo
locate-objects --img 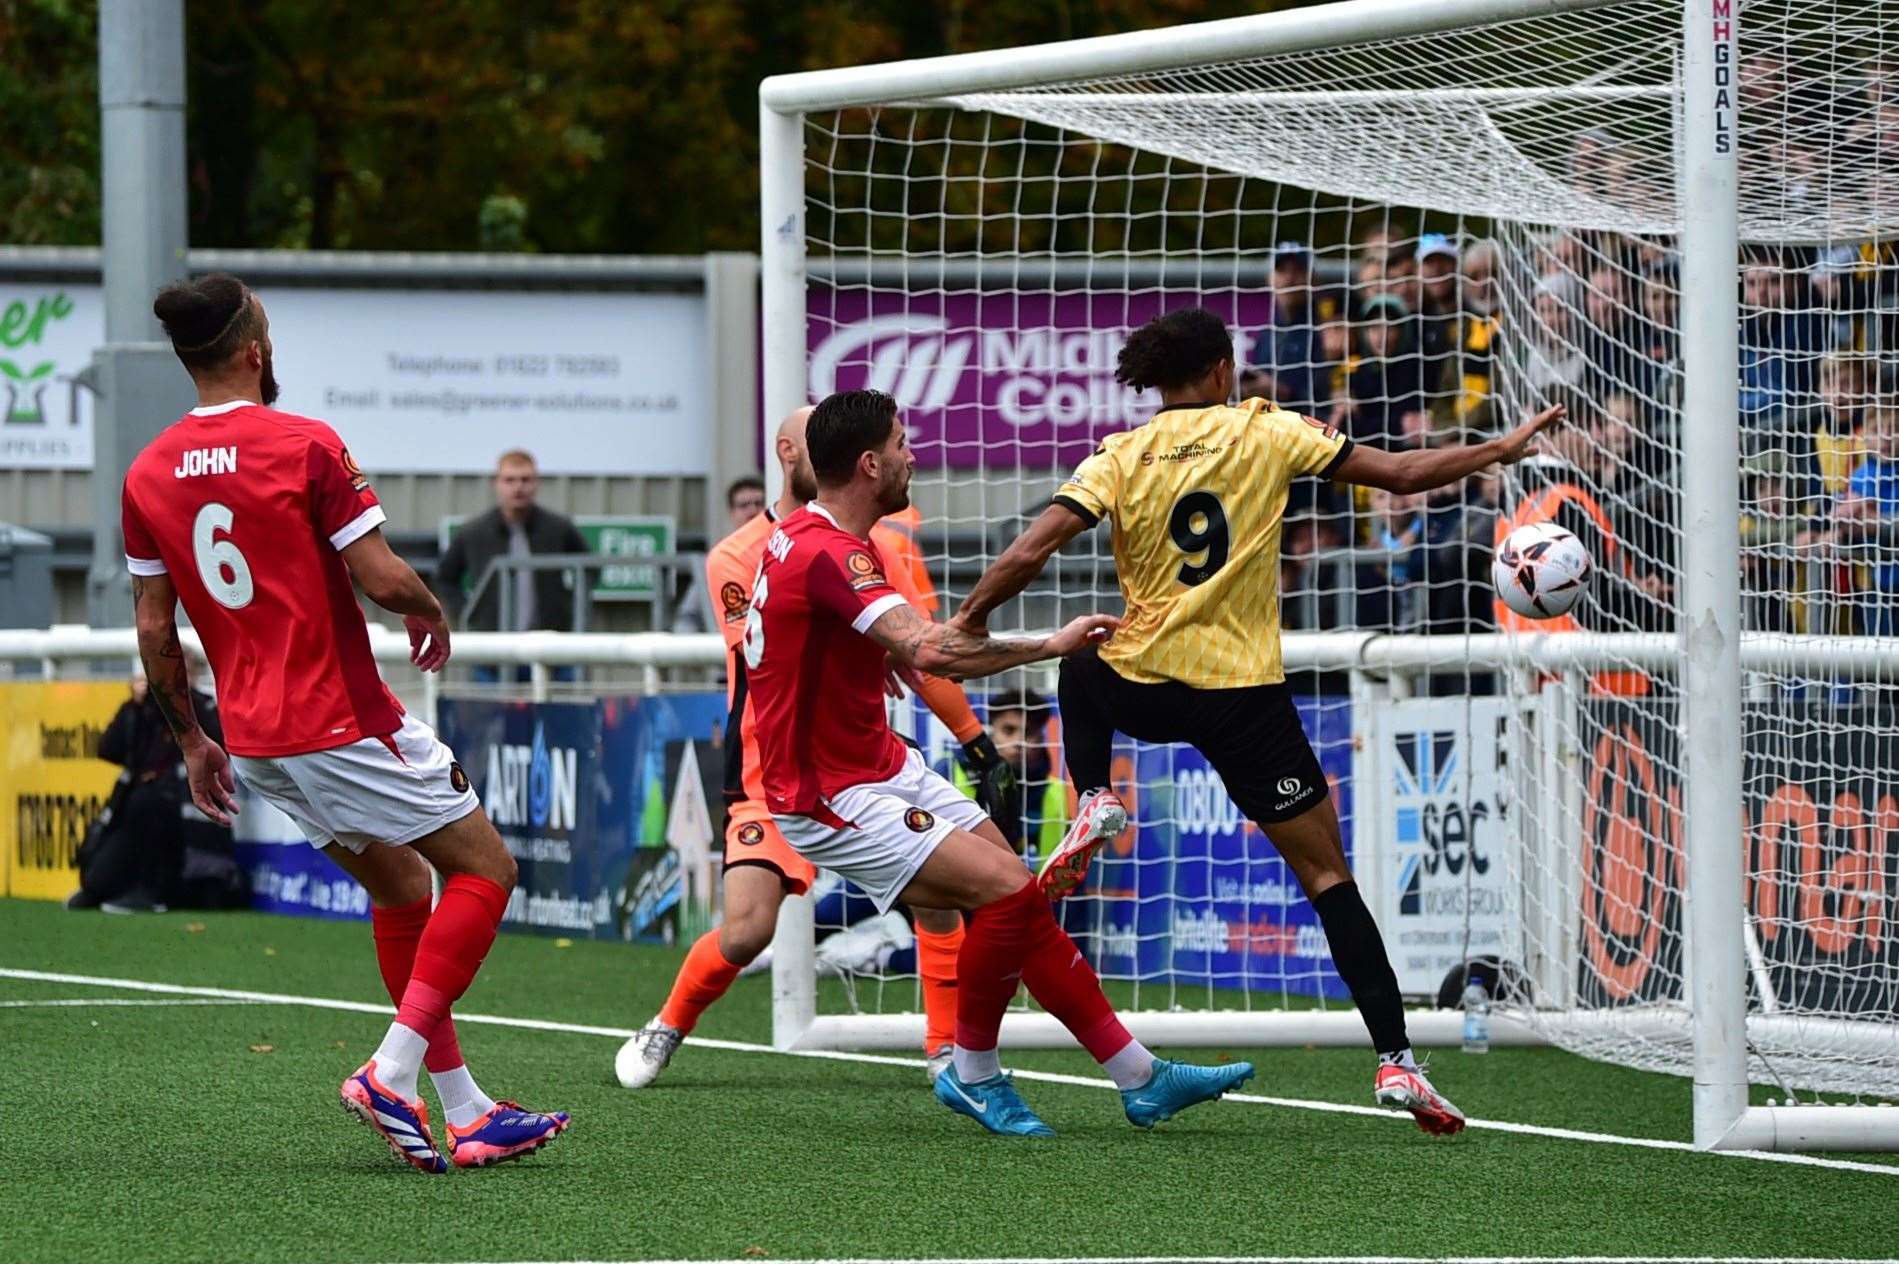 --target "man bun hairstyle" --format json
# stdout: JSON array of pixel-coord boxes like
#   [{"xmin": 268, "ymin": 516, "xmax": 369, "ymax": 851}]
[
  {"xmin": 153, "ymin": 273, "xmax": 262, "ymax": 372},
  {"xmin": 807, "ymin": 389, "xmax": 899, "ymax": 488},
  {"xmin": 1114, "ymin": 306, "xmax": 1234, "ymax": 392}
]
